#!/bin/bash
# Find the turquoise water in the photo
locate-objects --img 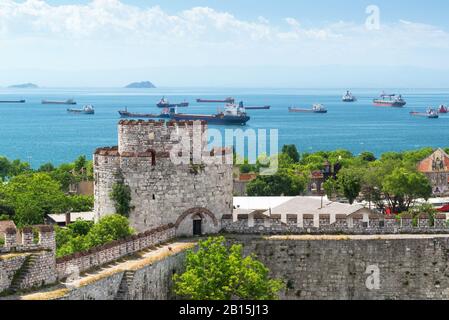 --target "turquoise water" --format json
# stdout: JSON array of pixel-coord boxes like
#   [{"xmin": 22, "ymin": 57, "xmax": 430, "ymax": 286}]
[{"xmin": 1, "ymin": 87, "xmax": 449, "ymax": 167}]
